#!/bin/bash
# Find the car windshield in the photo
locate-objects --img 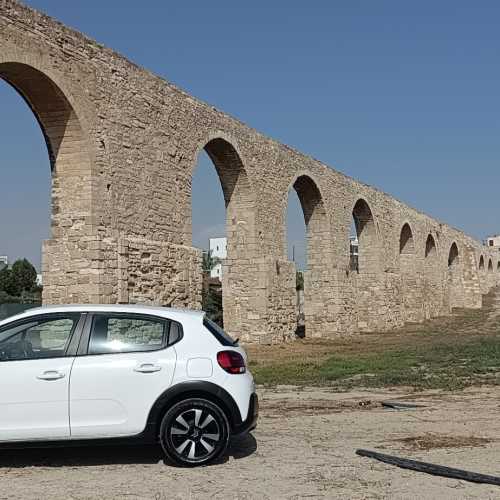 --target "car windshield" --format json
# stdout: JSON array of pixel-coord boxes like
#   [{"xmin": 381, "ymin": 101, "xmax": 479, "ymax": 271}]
[{"xmin": 203, "ymin": 316, "xmax": 237, "ymax": 346}]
